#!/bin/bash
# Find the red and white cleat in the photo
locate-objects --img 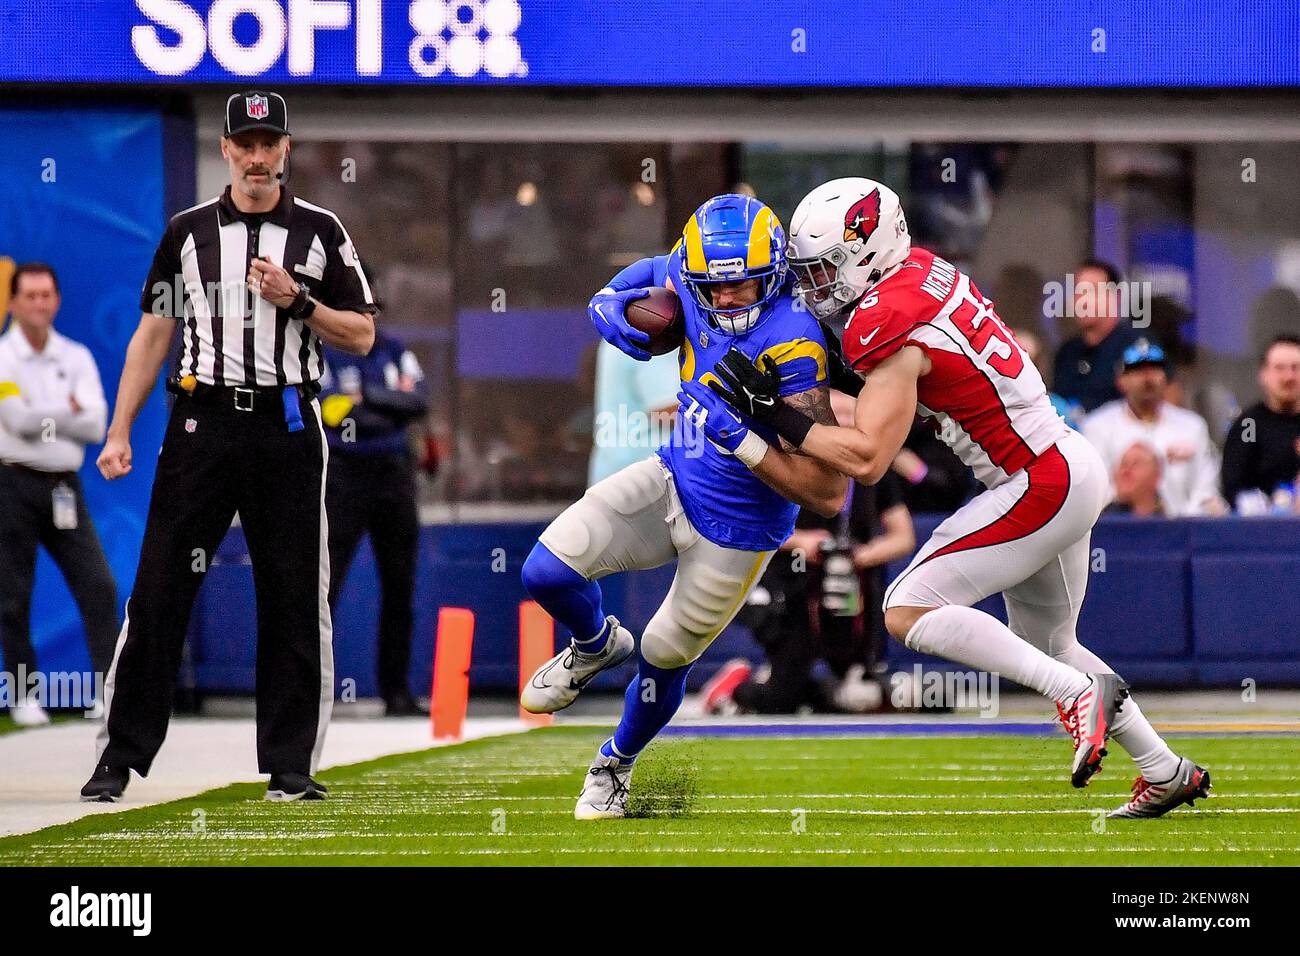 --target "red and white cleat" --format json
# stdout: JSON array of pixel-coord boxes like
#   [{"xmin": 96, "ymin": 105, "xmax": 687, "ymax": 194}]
[
  {"xmin": 700, "ymin": 659, "xmax": 752, "ymax": 715},
  {"xmin": 1109, "ymin": 759, "xmax": 1212, "ymax": 819},
  {"xmin": 1057, "ymin": 673, "xmax": 1130, "ymax": 788}
]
